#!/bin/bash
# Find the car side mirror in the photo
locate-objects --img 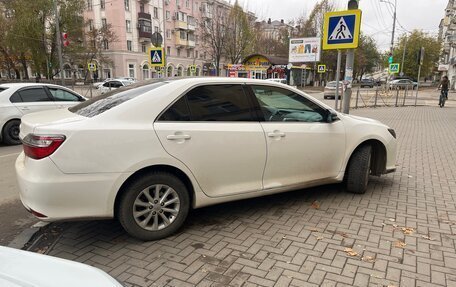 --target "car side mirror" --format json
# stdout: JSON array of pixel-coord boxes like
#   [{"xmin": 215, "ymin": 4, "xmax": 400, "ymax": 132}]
[{"xmin": 326, "ymin": 110, "xmax": 339, "ymax": 123}]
